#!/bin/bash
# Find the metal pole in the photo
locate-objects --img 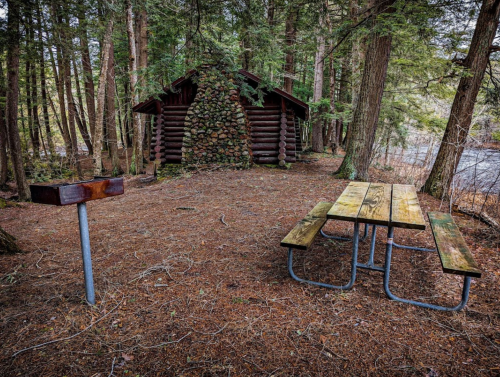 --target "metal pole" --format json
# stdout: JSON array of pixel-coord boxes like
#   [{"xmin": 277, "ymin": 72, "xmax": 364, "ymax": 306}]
[{"xmin": 77, "ymin": 202, "xmax": 95, "ymax": 305}]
